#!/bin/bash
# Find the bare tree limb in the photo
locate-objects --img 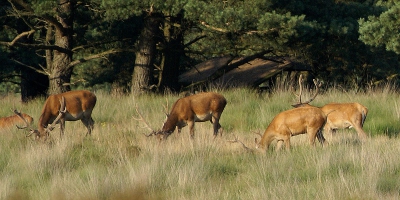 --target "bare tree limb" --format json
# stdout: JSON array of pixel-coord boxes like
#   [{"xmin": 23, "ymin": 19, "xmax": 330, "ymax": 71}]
[
  {"xmin": 200, "ymin": 21, "xmax": 278, "ymax": 35},
  {"xmin": 199, "ymin": 21, "xmax": 228, "ymax": 33},
  {"xmin": 0, "ymin": 41, "xmax": 73, "ymax": 54},
  {"xmin": 10, "ymin": 59, "xmax": 49, "ymax": 75},
  {"xmin": 184, "ymin": 35, "xmax": 207, "ymax": 48},
  {"xmin": 8, "ymin": 30, "xmax": 35, "ymax": 46},
  {"xmin": 67, "ymin": 48, "xmax": 129, "ymax": 69},
  {"xmin": 9, "ymin": 0, "xmax": 65, "ymax": 38},
  {"xmin": 72, "ymin": 38, "xmax": 133, "ymax": 52}
]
